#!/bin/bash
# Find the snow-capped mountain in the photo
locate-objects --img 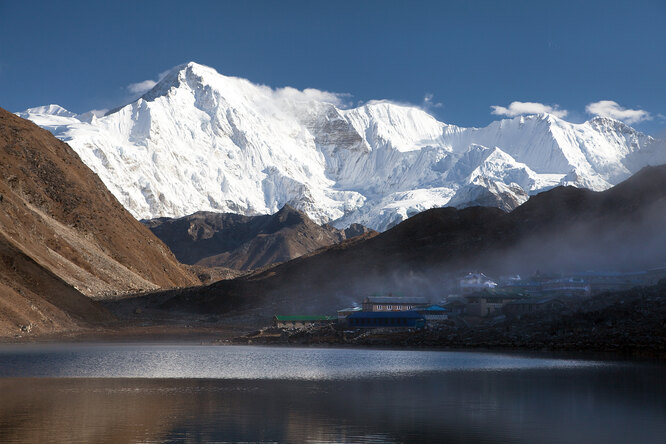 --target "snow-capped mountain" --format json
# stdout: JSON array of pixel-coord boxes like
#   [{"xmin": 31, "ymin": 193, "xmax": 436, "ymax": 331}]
[{"xmin": 19, "ymin": 62, "xmax": 666, "ymax": 230}]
